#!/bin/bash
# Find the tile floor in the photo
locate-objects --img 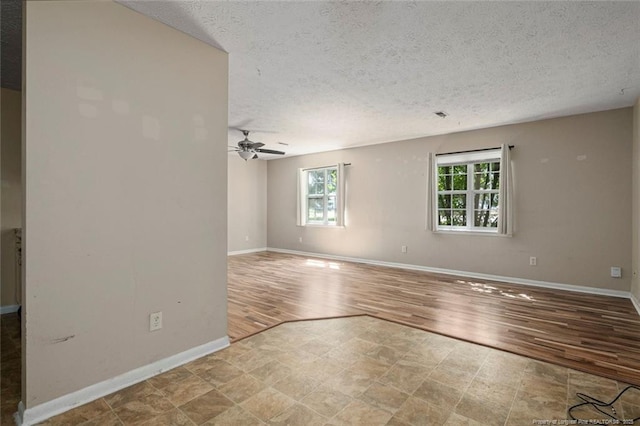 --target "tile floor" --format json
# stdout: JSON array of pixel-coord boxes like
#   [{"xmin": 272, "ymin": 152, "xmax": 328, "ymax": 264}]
[
  {"xmin": 1, "ymin": 312, "xmax": 21, "ymax": 425},
  {"xmin": 11, "ymin": 316, "xmax": 640, "ymax": 425}
]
